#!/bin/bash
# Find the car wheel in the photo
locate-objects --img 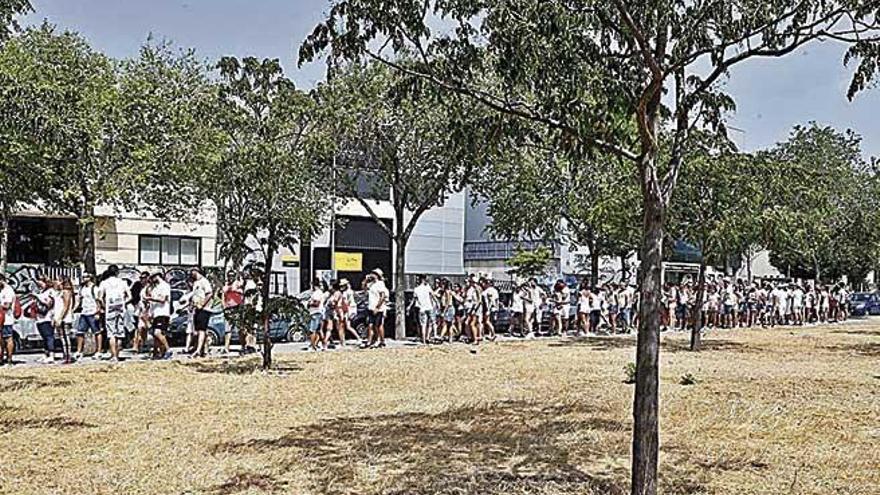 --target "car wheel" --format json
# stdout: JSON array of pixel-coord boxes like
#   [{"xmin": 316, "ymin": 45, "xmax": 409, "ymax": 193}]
[
  {"xmin": 355, "ymin": 322, "xmax": 368, "ymax": 340},
  {"xmin": 206, "ymin": 329, "xmax": 220, "ymax": 348},
  {"xmin": 286, "ymin": 326, "xmax": 305, "ymax": 343}
]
